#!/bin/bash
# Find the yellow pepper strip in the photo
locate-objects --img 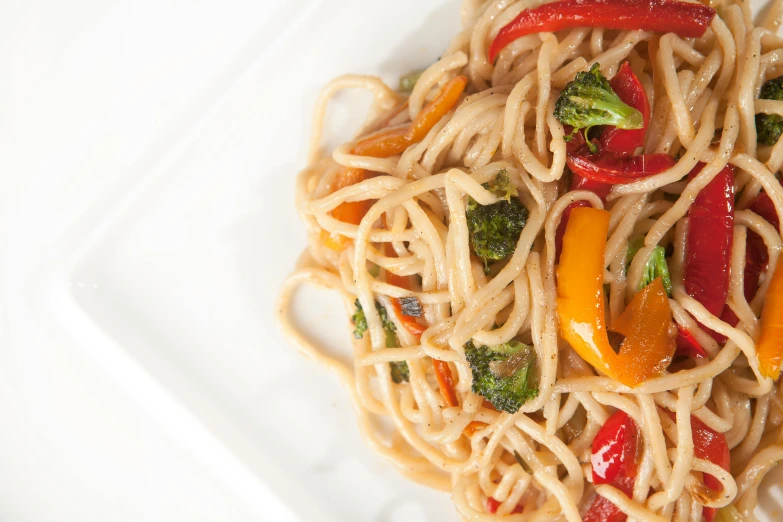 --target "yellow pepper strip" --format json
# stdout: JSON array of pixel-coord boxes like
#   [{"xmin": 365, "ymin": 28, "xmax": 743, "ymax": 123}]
[
  {"xmin": 557, "ymin": 207, "xmax": 676, "ymax": 386},
  {"xmin": 757, "ymin": 263, "xmax": 783, "ymax": 379},
  {"xmin": 322, "ymin": 76, "xmax": 468, "ymax": 250}
]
